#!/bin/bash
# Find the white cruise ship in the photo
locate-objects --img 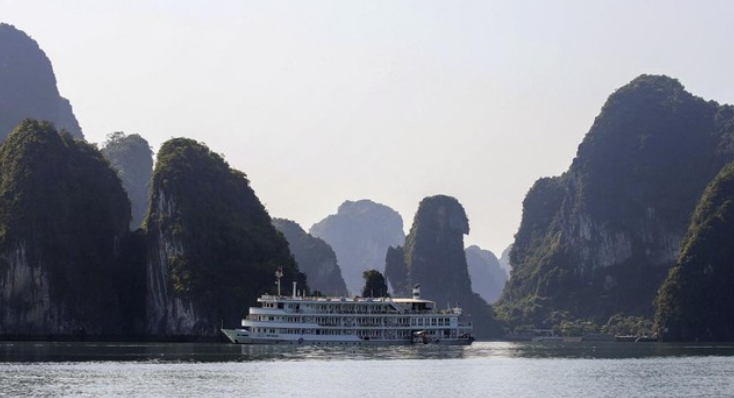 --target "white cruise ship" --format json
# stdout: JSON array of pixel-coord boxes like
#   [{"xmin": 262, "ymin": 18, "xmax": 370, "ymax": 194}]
[{"xmin": 221, "ymin": 276, "xmax": 474, "ymax": 345}]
